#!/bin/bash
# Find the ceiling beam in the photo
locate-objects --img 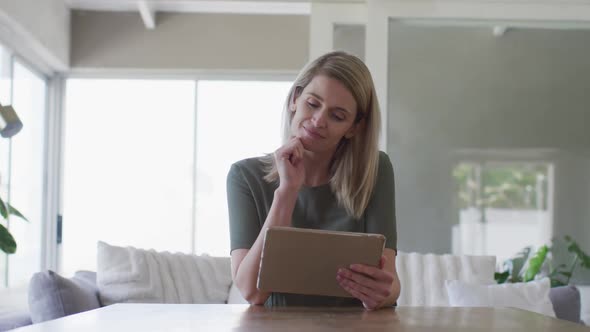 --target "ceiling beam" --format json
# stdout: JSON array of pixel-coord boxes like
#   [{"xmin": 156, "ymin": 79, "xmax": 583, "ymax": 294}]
[{"xmin": 137, "ymin": 1, "xmax": 156, "ymax": 29}]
